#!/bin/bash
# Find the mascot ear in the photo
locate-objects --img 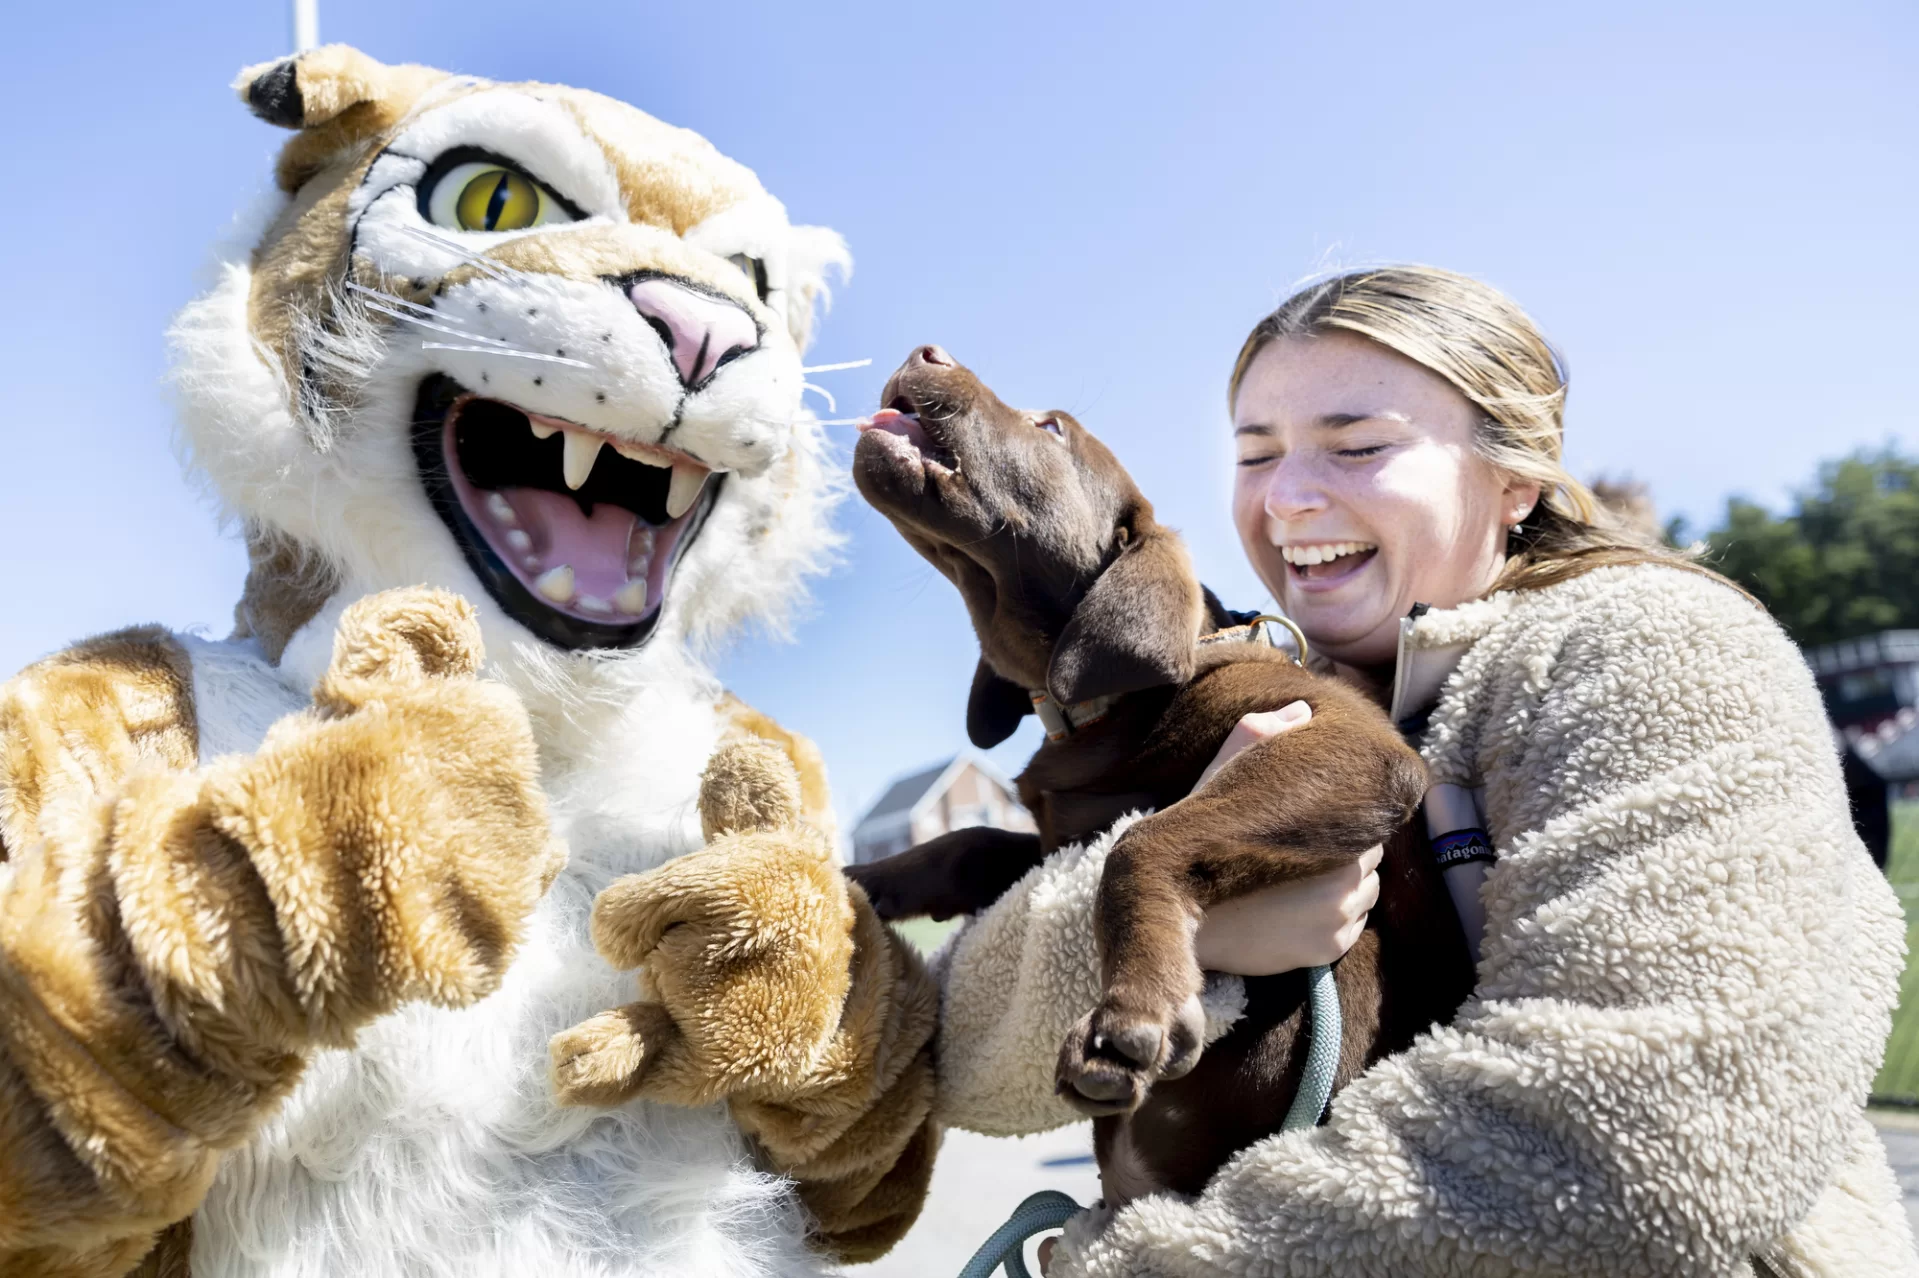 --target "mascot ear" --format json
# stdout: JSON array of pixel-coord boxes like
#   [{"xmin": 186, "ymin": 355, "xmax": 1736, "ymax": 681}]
[
  {"xmin": 783, "ymin": 225, "xmax": 851, "ymax": 353},
  {"xmin": 235, "ymin": 47, "xmax": 445, "ymax": 191},
  {"xmin": 966, "ymin": 659, "xmax": 1030, "ymax": 749},
  {"xmin": 236, "ymin": 46, "xmax": 400, "ymax": 130},
  {"xmin": 1047, "ymin": 522, "xmax": 1202, "ymax": 706}
]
